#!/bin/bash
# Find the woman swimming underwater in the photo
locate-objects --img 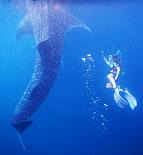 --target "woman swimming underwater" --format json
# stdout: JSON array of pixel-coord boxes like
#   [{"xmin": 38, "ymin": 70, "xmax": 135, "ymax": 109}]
[
  {"xmin": 101, "ymin": 50, "xmax": 137, "ymax": 110},
  {"xmin": 101, "ymin": 50, "xmax": 121, "ymax": 90}
]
